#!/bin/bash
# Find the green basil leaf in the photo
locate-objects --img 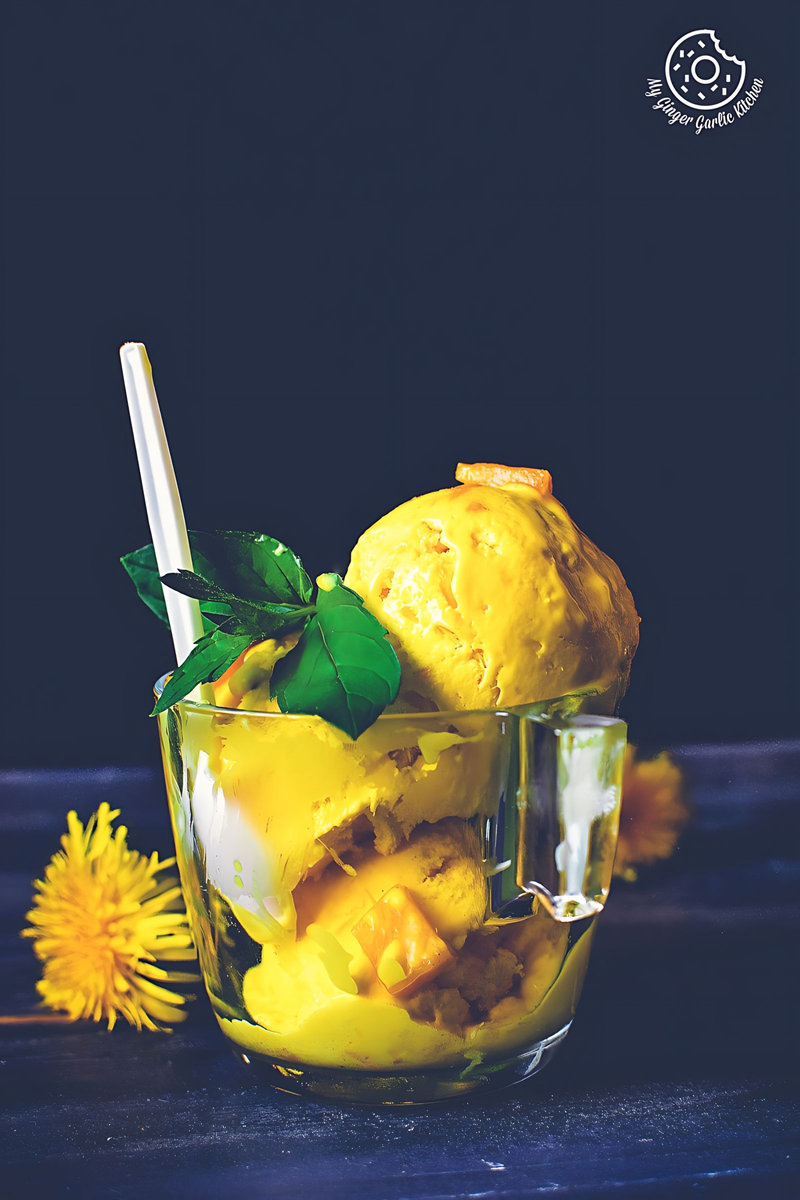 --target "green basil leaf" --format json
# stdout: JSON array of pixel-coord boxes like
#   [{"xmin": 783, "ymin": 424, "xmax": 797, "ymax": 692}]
[
  {"xmin": 121, "ymin": 540, "xmax": 231, "ymax": 630},
  {"xmin": 190, "ymin": 530, "xmax": 313, "ymax": 605},
  {"xmin": 199, "ymin": 601, "xmax": 237, "ymax": 619},
  {"xmin": 151, "ymin": 629, "xmax": 254, "ymax": 716},
  {"xmin": 122, "ymin": 529, "xmax": 312, "ymax": 625},
  {"xmin": 127, "ymin": 535, "xmax": 401, "ymax": 736},
  {"xmin": 270, "ymin": 574, "xmax": 401, "ymax": 739},
  {"xmin": 160, "ymin": 569, "xmax": 314, "ymax": 639}
]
